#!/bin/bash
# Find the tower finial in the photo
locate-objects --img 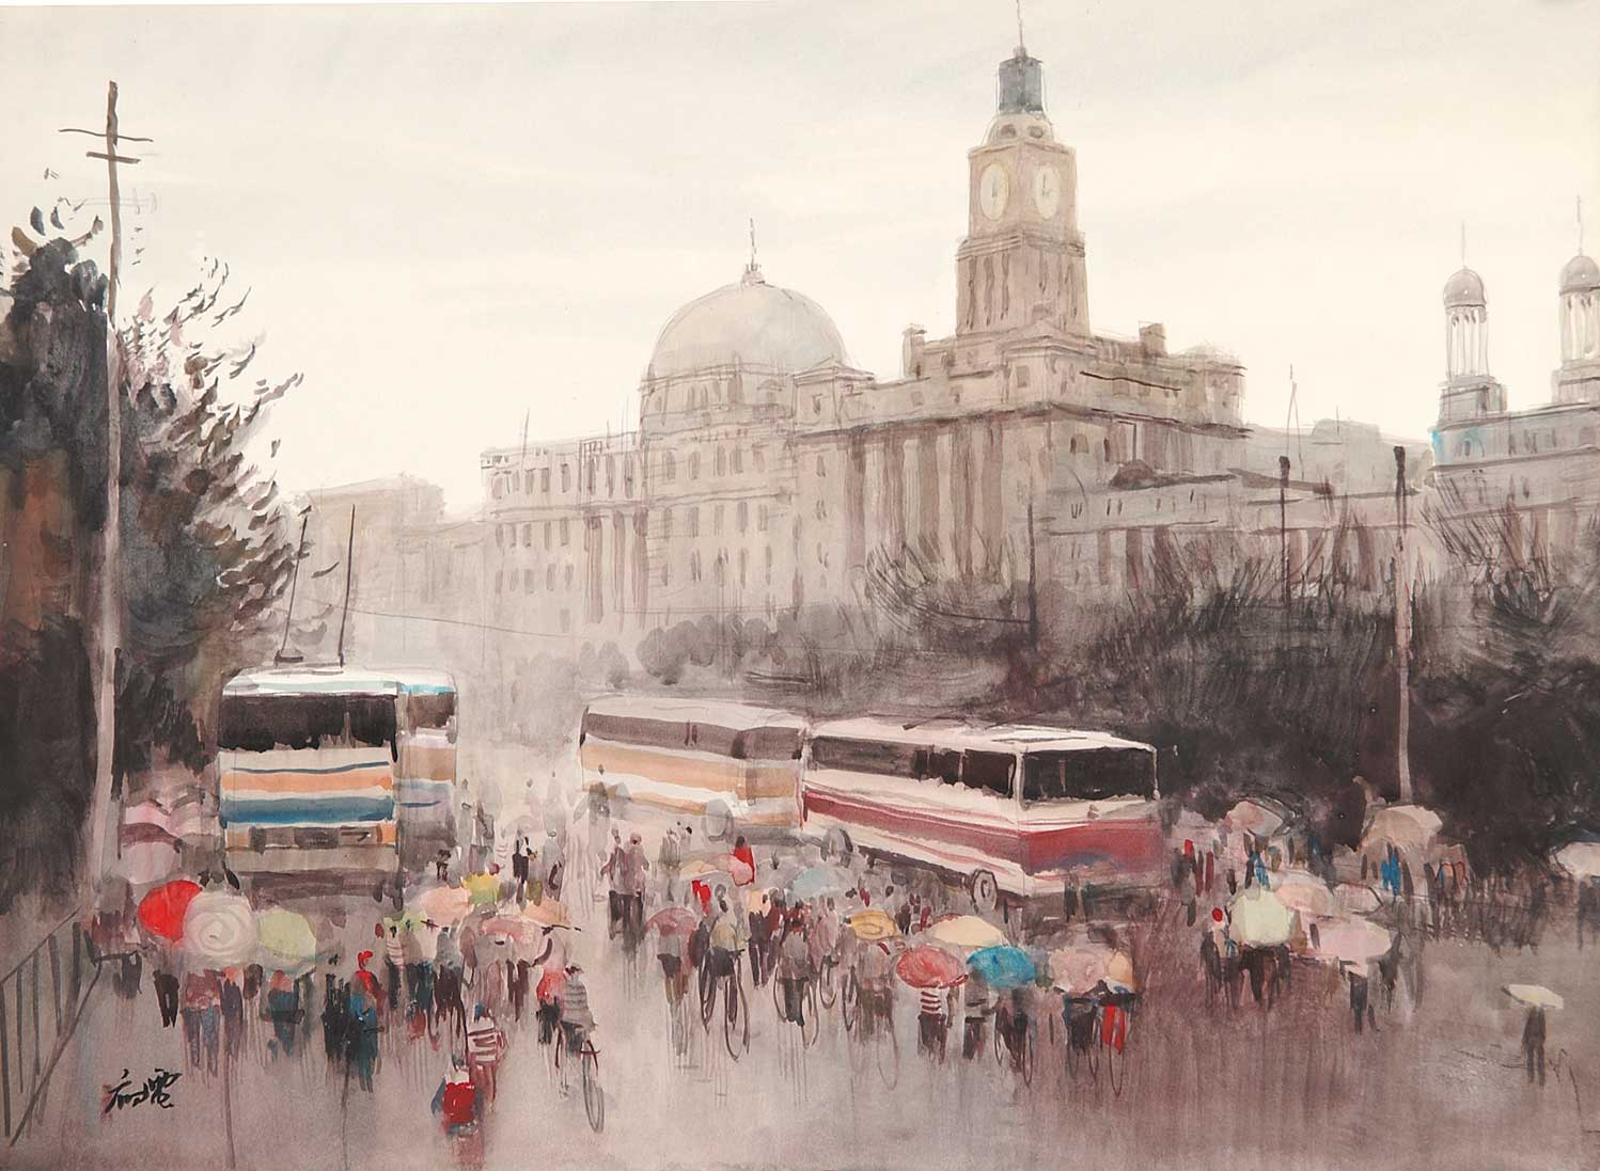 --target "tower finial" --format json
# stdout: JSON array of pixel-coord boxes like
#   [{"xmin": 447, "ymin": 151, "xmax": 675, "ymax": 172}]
[
  {"xmin": 749, "ymin": 216, "xmax": 757, "ymax": 271},
  {"xmin": 1016, "ymin": 0, "xmax": 1026, "ymax": 54},
  {"xmin": 1460, "ymin": 221, "xmax": 1467, "ymax": 267},
  {"xmin": 1580, "ymin": 195, "xmax": 1585, "ymax": 254}
]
